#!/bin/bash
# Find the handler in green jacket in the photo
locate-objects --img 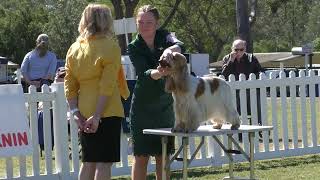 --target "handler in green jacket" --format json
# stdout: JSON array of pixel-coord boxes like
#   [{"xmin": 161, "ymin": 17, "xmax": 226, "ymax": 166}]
[{"xmin": 128, "ymin": 4, "xmax": 184, "ymax": 180}]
